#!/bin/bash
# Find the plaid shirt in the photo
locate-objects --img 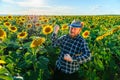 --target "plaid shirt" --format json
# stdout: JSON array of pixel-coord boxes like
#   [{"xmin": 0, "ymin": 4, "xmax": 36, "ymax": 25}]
[{"xmin": 51, "ymin": 33, "xmax": 91, "ymax": 74}]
